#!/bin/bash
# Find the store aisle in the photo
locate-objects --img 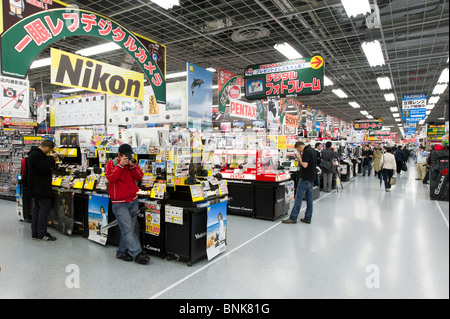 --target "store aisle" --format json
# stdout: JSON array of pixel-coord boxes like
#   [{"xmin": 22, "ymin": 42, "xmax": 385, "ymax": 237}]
[{"xmin": 0, "ymin": 167, "xmax": 448, "ymax": 299}]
